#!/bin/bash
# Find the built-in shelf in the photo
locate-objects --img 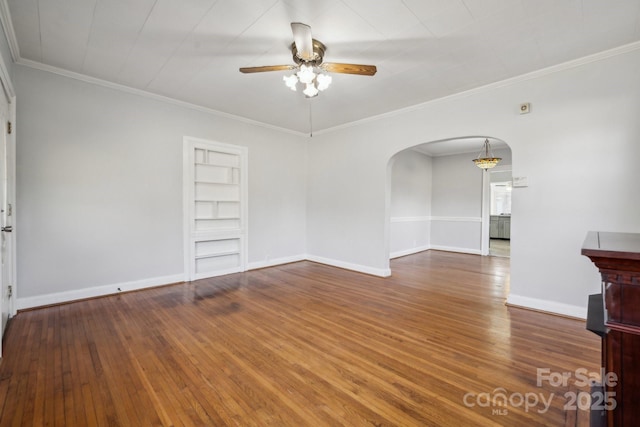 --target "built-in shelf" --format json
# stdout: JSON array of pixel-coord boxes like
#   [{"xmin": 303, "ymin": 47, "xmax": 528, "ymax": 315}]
[
  {"xmin": 195, "ymin": 216, "xmax": 240, "ymax": 220},
  {"xmin": 195, "ymin": 251, "xmax": 240, "ymax": 260},
  {"xmin": 193, "ymin": 199, "xmax": 240, "ymax": 203},
  {"xmin": 194, "ymin": 181, "xmax": 239, "ymax": 186},
  {"xmin": 189, "ymin": 143, "xmax": 246, "ymax": 279}
]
